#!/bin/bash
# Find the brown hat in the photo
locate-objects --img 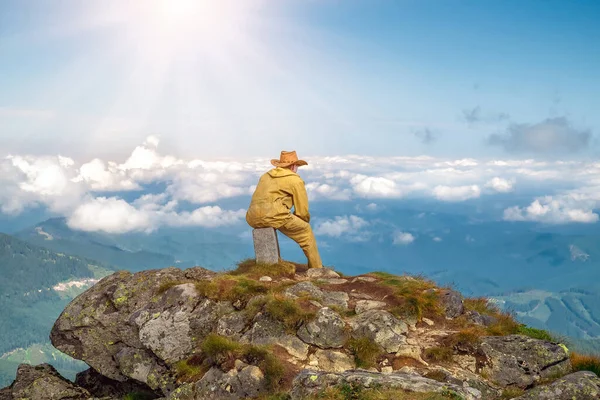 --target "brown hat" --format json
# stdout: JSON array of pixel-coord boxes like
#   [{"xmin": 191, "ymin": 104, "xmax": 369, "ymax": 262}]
[{"xmin": 271, "ymin": 150, "xmax": 308, "ymax": 168}]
